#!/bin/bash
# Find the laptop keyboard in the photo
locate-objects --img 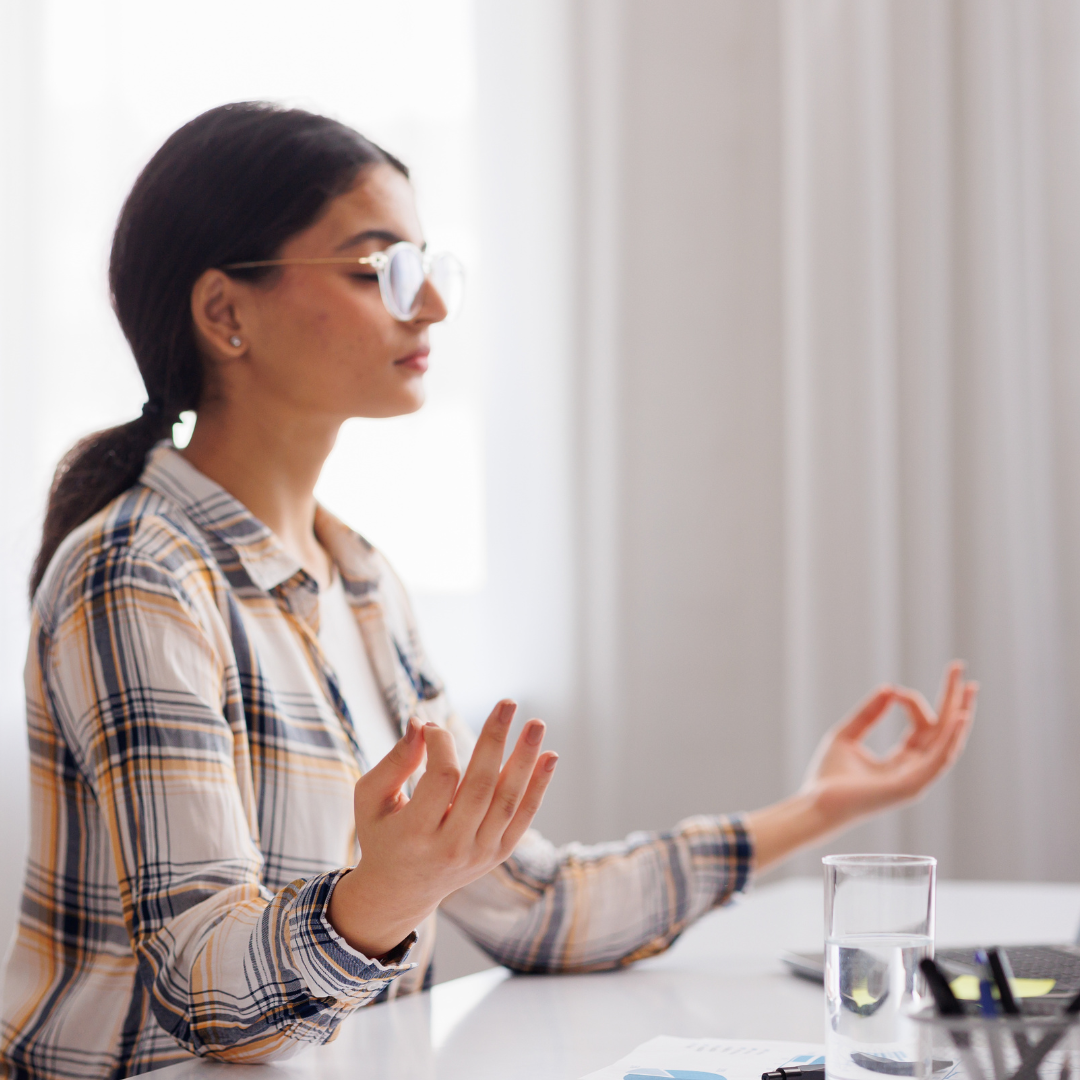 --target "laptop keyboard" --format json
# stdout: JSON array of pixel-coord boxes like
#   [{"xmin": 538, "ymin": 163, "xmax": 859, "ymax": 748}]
[{"xmin": 937, "ymin": 945, "xmax": 1080, "ymax": 995}]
